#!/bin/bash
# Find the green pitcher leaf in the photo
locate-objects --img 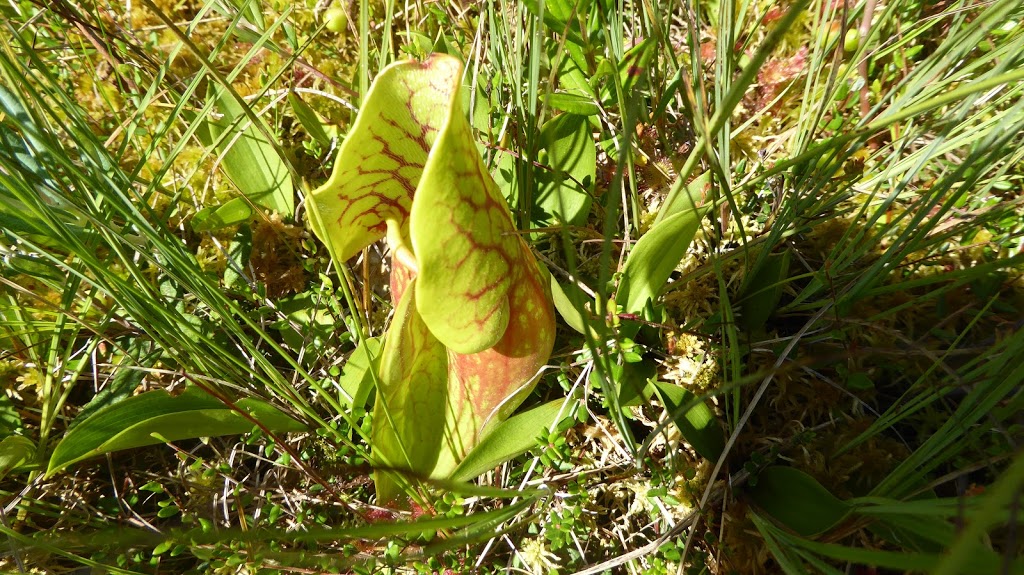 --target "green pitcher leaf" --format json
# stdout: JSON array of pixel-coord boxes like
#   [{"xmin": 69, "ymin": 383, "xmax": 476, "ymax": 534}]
[
  {"xmin": 46, "ymin": 387, "xmax": 306, "ymax": 477},
  {"xmin": 747, "ymin": 465, "xmax": 852, "ymax": 537},
  {"xmin": 617, "ymin": 203, "xmax": 711, "ymax": 314},
  {"xmin": 309, "ymin": 54, "xmax": 546, "ymax": 354},
  {"xmin": 204, "ymin": 85, "xmax": 294, "ymax": 218},
  {"xmin": 309, "ymin": 54, "xmax": 544, "ymax": 354},
  {"xmin": 409, "ymin": 66, "xmax": 522, "ymax": 354},
  {"xmin": 374, "ymin": 277, "xmax": 449, "ymax": 503},
  {"xmin": 407, "ymin": 143, "xmax": 516, "ymax": 349},
  {"xmin": 439, "ymin": 255, "xmax": 555, "ymax": 475},
  {"xmin": 308, "ymin": 55, "xmax": 556, "ymax": 504}
]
